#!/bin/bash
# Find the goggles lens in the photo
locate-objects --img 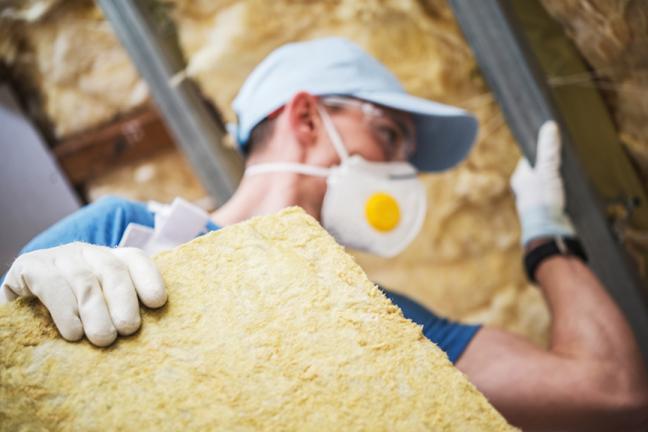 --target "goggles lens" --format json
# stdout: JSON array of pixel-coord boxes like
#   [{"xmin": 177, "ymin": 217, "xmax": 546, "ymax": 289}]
[{"xmin": 321, "ymin": 96, "xmax": 415, "ymax": 162}]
